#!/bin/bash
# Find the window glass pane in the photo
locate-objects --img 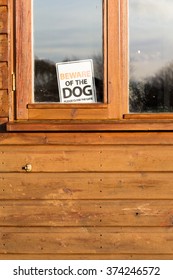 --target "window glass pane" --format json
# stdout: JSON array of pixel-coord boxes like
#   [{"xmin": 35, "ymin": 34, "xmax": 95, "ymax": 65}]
[
  {"xmin": 33, "ymin": 0, "xmax": 103, "ymax": 103},
  {"xmin": 129, "ymin": 0, "xmax": 173, "ymax": 112}
]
